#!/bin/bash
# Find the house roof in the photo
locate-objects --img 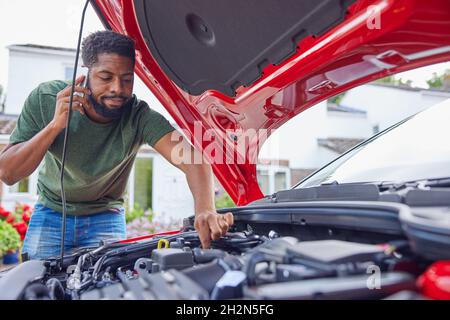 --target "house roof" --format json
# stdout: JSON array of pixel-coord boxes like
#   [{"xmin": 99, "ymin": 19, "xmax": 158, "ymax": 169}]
[
  {"xmin": 327, "ymin": 103, "xmax": 367, "ymax": 115},
  {"xmin": 317, "ymin": 137, "xmax": 364, "ymax": 154},
  {"xmin": 7, "ymin": 44, "xmax": 78, "ymax": 58},
  {"xmin": 368, "ymin": 82, "xmax": 450, "ymax": 95},
  {"xmin": 8, "ymin": 44, "xmax": 76, "ymax": 52},
  {"xmin": 258, "ymin": 158, "xmax": 289, "ymax": 167}
]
